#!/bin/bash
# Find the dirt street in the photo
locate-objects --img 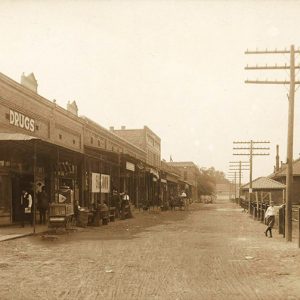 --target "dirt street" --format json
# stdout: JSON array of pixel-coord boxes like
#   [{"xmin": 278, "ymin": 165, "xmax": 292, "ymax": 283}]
[{"xmin": 1, "ymin": 198, "xmax": 300, "ymax": 300}]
